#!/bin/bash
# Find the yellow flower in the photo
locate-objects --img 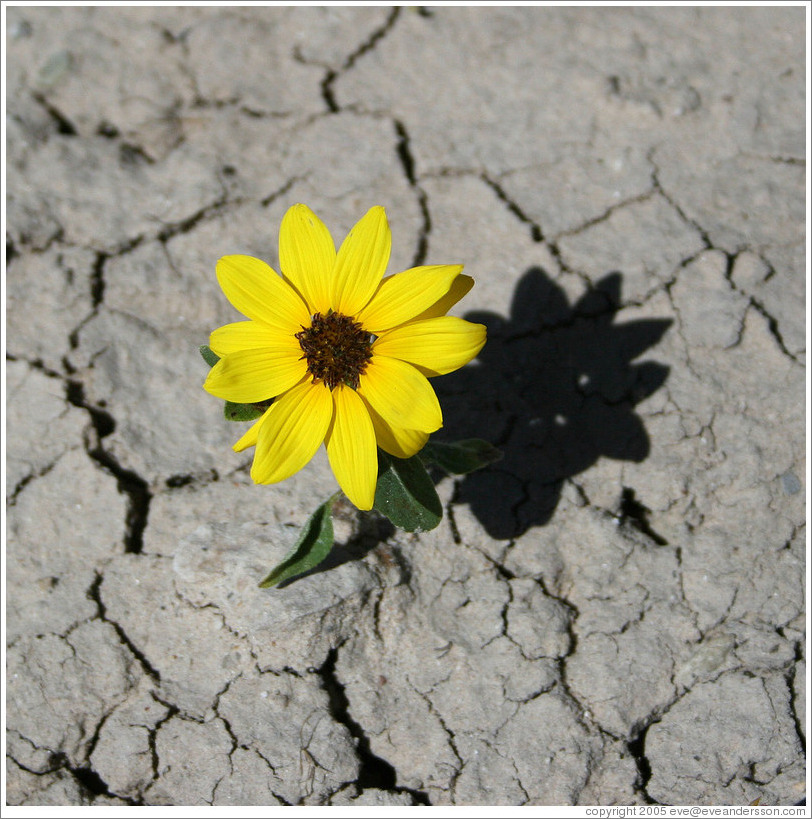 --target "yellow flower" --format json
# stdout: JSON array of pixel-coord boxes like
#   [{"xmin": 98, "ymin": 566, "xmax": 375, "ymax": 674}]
[{"xmin": 204, "ymin": 204, "xmax": 486, "ymax": 510}]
